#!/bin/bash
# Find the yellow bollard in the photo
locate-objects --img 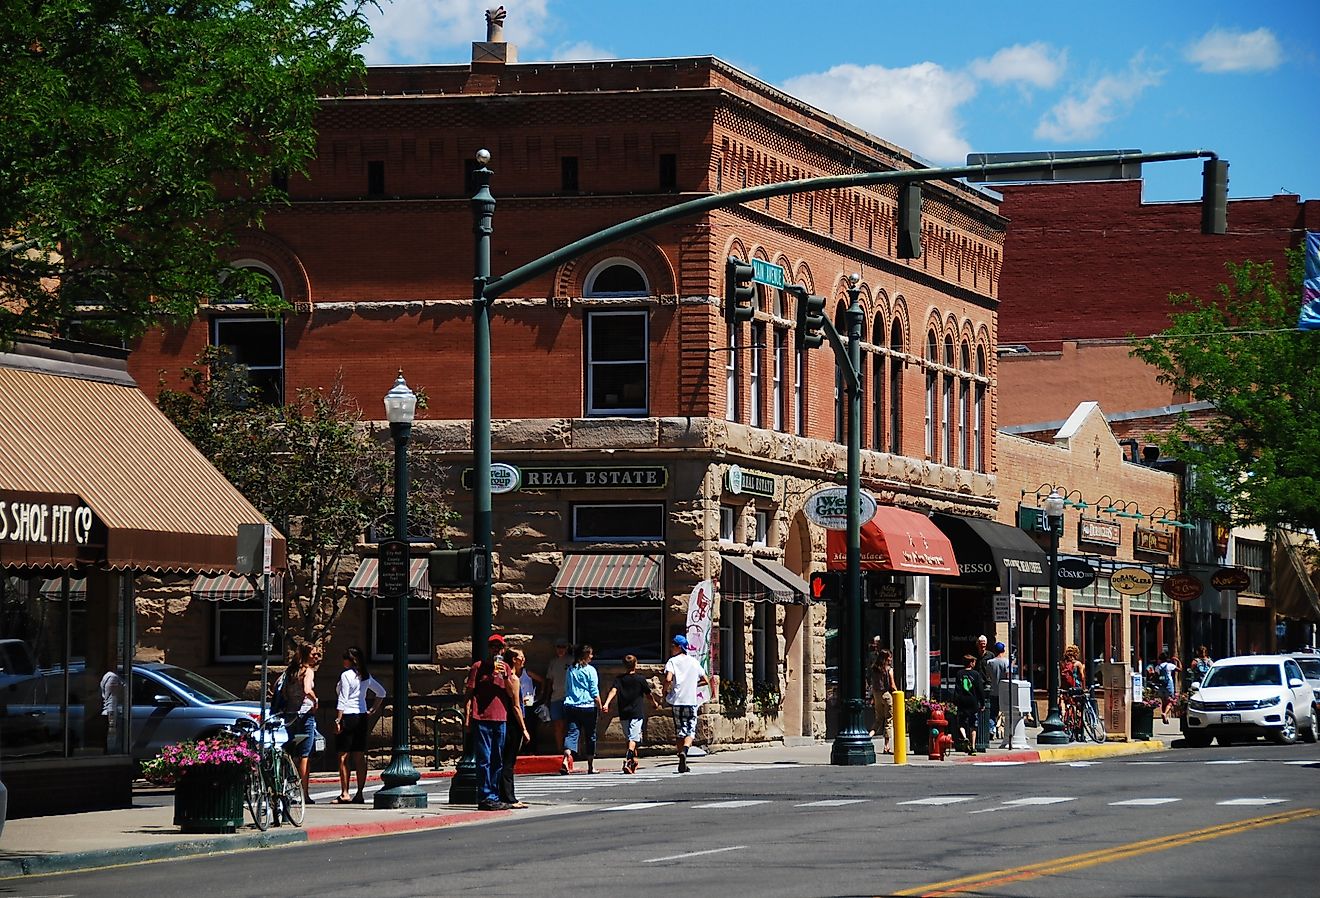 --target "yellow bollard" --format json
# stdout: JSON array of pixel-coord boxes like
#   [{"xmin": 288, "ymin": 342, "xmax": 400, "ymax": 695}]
[{"xmin": 892, "ymin": 691, "xmax": 906, "ymax": 765}]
